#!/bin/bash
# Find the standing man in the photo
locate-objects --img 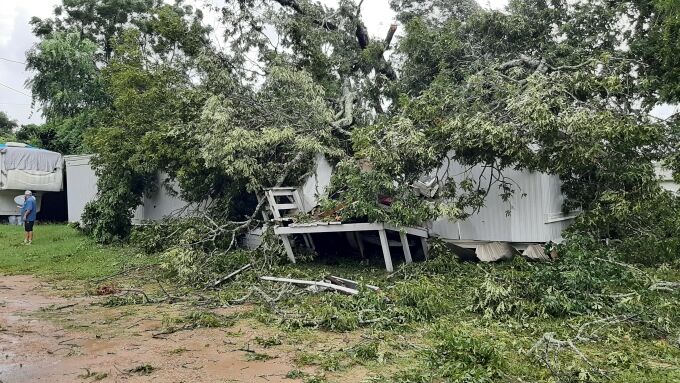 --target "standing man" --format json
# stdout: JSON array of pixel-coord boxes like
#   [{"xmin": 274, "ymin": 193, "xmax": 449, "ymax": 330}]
[{"xmin": 21, "ymin": 190, "xmax": 37, "ymax": 245}]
